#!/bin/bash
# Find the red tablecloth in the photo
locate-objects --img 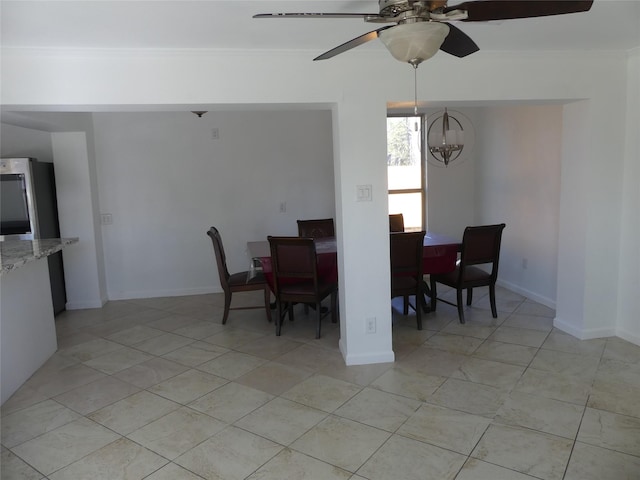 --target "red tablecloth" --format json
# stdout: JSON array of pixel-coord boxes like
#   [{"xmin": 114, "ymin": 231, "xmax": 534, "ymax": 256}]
[
  {"xmin": 422, "ymin": 232, "xmax": 460, "ymax": 274},
  {"xmin": 249, "ymin": 233, "xmax": 459, "ymax": 291}
]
